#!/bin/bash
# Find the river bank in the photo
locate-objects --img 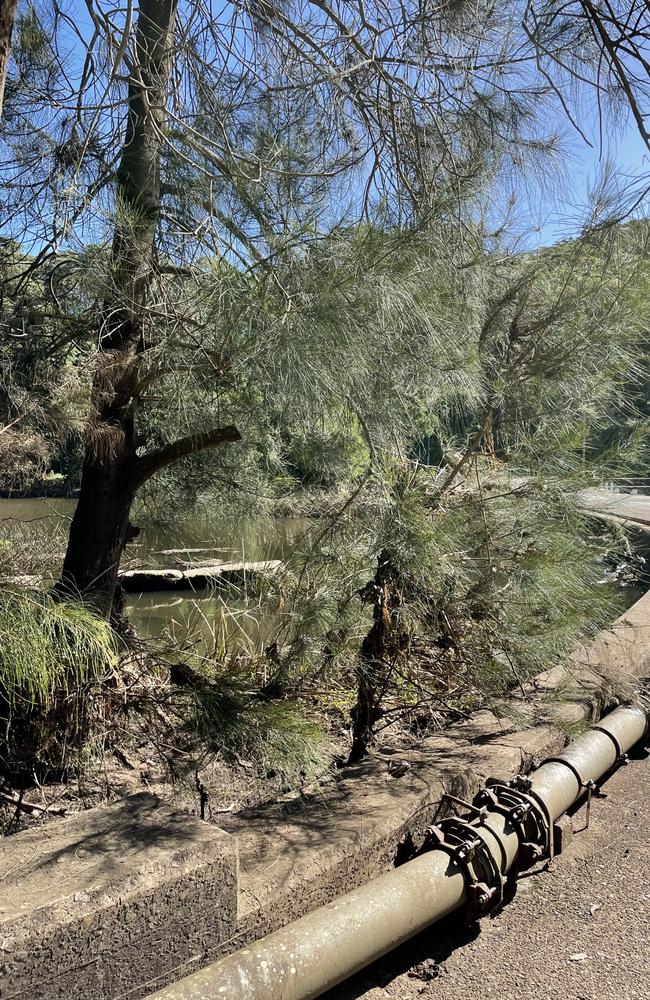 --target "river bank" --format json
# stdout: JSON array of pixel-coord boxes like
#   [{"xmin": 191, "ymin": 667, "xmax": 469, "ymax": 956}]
[{"xmin": 1, "ymin": 486, "xmax": 648, "ymax": 839}]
